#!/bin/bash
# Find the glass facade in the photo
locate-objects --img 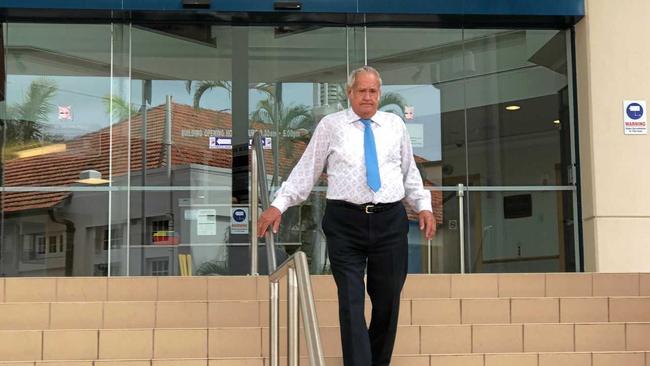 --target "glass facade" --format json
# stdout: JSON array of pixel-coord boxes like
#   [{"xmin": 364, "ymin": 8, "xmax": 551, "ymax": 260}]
[{"xmin": 0, "ymin": 21, "xmax": 578, "ymax": 276}]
